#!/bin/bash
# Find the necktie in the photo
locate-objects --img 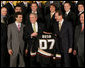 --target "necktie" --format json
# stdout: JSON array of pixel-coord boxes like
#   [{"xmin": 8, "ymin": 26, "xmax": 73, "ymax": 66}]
[
  {"xmin": 59, "ymin": 22, "xmax": 62, "ymax": 31},
  {"xmin": 51, "ymin": 13, "xmax": 53, "ymax": 19},
  {"xmin": 81, "ymin": 24, "xmax": 84, "ymax": 32},
  {"xmin": 33, "ymin": 23, "xmax": 36, "ymax": 32},
  {"xmin": 18, "ymin": 24, "xmax": 21, "ymax": 31}
]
